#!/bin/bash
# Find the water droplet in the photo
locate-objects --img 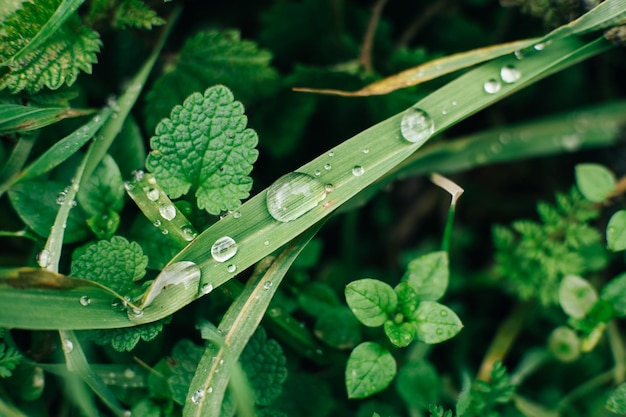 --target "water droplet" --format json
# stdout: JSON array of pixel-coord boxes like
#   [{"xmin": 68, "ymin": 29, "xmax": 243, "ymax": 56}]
[
  {"xmin": 440, "ymin": 309, "xmax": 448, "ymax": 317},
  {"xmin": 148, "ymin": 176, "xmax": 157, "ymax": 185},
  {"xmin": 352, "ymin": 166, "xmax": 364, "ymax": 177},
  {"xmin": 499, "ymin": 133, "xmax": 512, "ymax": 144},
  {"xmin": 36, "ymin": 249, "xmax": 51, "ymax": 268},
  {"xmin": 269, "ymin": 307, "xmax": 282, "ymax": 317},
  {"xmin": 227, "ymin": 264, "xmax": 236, "ymax": 273},
  {"xmin": 490, "ymin": 143, "xmax": 502, "ymax": 154},
  {"xmin": 191, "ymin": 389, "xmax": 204, "ymax": 404},
  {"xmin": 362, "ymin": 148, "xmax": 369, "ymax": 154},
  {"xmin": 211, "ymin": 236, "xmax": 238, "ymax": 262},
  {"xmin": 124, "ymin": 368, "xmax": 136, "ymax": 378},
  {"xmin": 124, "ymin": 181, "xmax": 134, "ymax": 191},
  {"xmin": 263, "ymin": 281, "xmax": 273, "ymax": 290},
  {"xmin": 324, "ymin": 163, "xmax": 331, "ymax": 171},
  {"xmin": 324, "ymin": 184, "xmax": 334, "ymax": 193},
  {"xmin": 162, "ymin": 229, "xmax": 169, "ymax": 235},
  {"xmin": 201, "ymin": 283, "xmax": 214, "ymax": 294},
  {"xmin": 159, "ymin": 205, "xmax": 176, "ymax": 221},
  {"xmin": 483, "ymin": 79, "xmax": 501, "ymax": 94},
  {"xmin": 452, "ymin": 101, "xmax": 457, "ymax": 106},
  {"xmin": 207, "ymin": 386, "xmax": 214, "ymax": 394},
  {"xmin": 328, "ymin": 151, "xmax": 335, "ymax": 157},
  {"xmin": 500, "ymin": 65, "xmax": 521, "ymax": 83},
  {"xmin": 561, "ymin": 134, "xmax": 581, "ymax": 152},
  {"xmin": 123, "ymin": 411, "xmax": 132, "ymax": 417},
  {"xmin": 232, "ymin": 211, "xmax": 241, "ymax": 219},
  {"xmin": 400, "ymin": 107, "xmax": 434, "ymax": 144},
  {"xmin": 132, "ymin": 170, "xmax": 144, "ymax": 182},
  {"xmin": 534, "ymin": 41, "xmax": 547, "ymax": 51},
  {"xmin": 182, "ymin": 227, "xmax": 197, "ymax": 241},
  {"xmin": 56, "ymin": 191, "xmax": 67, "ymax": 205},
  {"xmin": 146, "ymin": 188, "xmax": 159, "ymax": 201},
  {"xmin": 79, "ymin": 296, "xmax": 91, "ymax": 306},
  {"xmin": 69, "ymin": 200, "xmax": 77, "ymax": 208},
  {"xmin": 514, "ymin": 49, "xmax": 524, "ymax": 60},
  {"xmin": 314, "ymin": 170, "xmax": 321, "ymax": 176},
  {"xmin": 153, "ymin": 219, "xmax": 162, "ymax": 227},
  {"xmin": 130, "ymin": 308, "xmax": 144, "ymax": 318},
  {"xmin": 62, "ymin": 339, "xmax": 73, "ymax": 353},
  {"xmin": 143, "ymin": 261, "xmax": 201, "ymax": 307},
  {"xmin": 263, "ymin": 240, "xmax": 270, "ymax": 246},
  {"xmin": 266, "ymin": 172, "xmax": 327, "ymax": 222},
  {"xmin": 436, "ymin": 328, "xmax": 444, "ymax": 335}
]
